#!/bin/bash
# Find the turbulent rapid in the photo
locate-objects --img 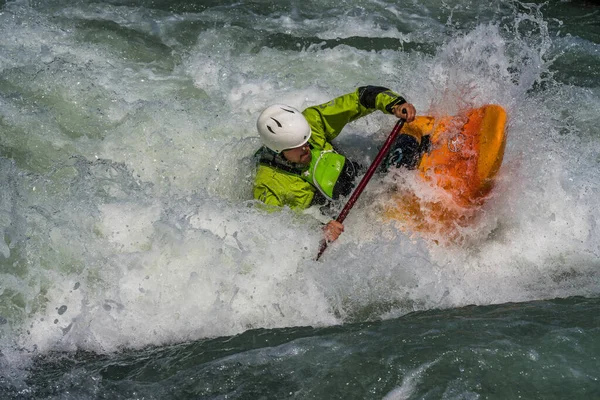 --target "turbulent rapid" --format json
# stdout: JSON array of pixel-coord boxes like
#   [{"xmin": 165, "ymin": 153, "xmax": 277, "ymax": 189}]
[{"xmin": 1, "ymin": 0, "xmax": 599, "ymax": 398}]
